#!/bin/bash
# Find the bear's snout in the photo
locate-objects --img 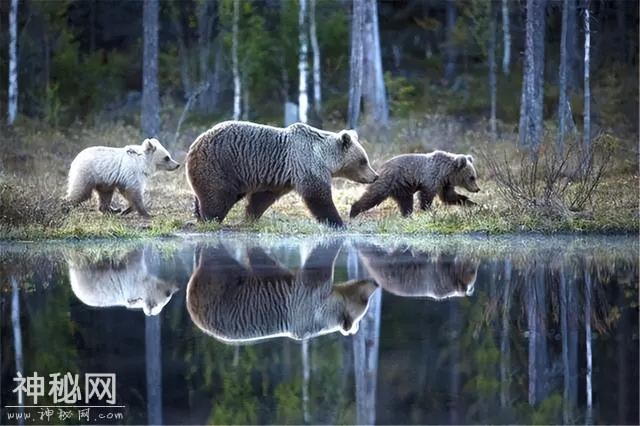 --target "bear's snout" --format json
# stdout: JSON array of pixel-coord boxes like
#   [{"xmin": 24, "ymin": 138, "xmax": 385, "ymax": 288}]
[{"xmin": 363, "ymin": 168, "xmax": 379, "ymax": 184}]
